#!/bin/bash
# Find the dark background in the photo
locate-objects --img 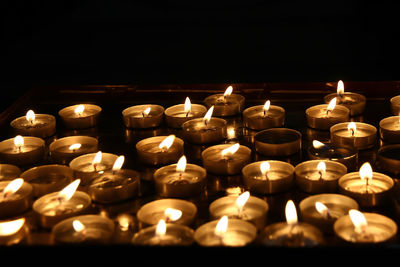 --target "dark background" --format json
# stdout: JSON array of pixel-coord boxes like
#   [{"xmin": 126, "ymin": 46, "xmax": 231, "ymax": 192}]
[{"xmin": 2, "ymin": 1, "xmax": 400, "ymax": 111}]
